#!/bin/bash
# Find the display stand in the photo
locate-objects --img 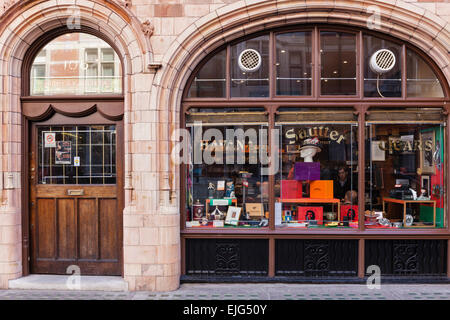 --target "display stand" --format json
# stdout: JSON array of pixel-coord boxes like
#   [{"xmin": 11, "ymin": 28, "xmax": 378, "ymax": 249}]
[
  {"xmin": 205, "ymin": 198, "xmax": 238, "ymax": 215},
  {"xmin": 277, "ymin": 198, "xmax": 341, "ymax": 221},
  {"xmin": 382, "ymin": 197, "xmax": 436, "ymax": 228}
]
